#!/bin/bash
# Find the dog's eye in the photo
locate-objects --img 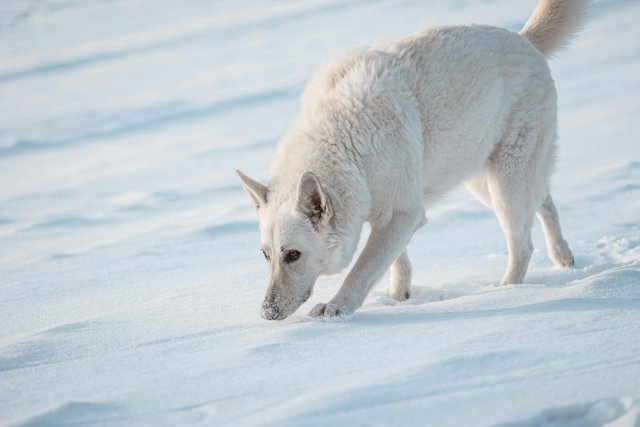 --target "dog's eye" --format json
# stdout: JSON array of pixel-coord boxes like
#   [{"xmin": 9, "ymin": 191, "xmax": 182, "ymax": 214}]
[
  {"xmin": 261, "ymin": 249, "xmax": 270, "ymax": 261},
  {"xmin": 284, "ymin": 250, "xmax": 301, "ymax": 263}
]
